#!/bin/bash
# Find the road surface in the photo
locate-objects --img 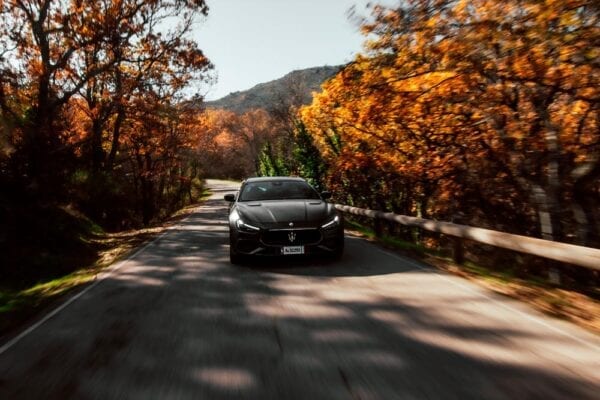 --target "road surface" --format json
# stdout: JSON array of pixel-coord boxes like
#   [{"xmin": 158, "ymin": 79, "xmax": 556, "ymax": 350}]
[{"xmin": 1, "ymin": 180, "xmax": 599, "ymax": 399}]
